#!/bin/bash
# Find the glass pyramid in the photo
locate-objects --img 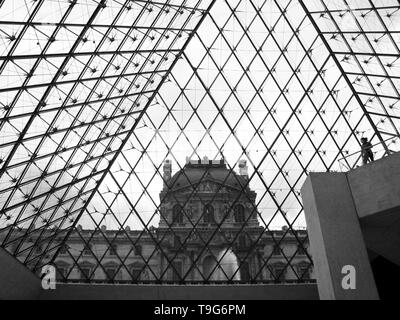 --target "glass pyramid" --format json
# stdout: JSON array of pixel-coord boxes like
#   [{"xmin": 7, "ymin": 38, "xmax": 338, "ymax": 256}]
[{"xmin": 0, "ymin": 0, "xmax": 399, "ymax": 284}]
